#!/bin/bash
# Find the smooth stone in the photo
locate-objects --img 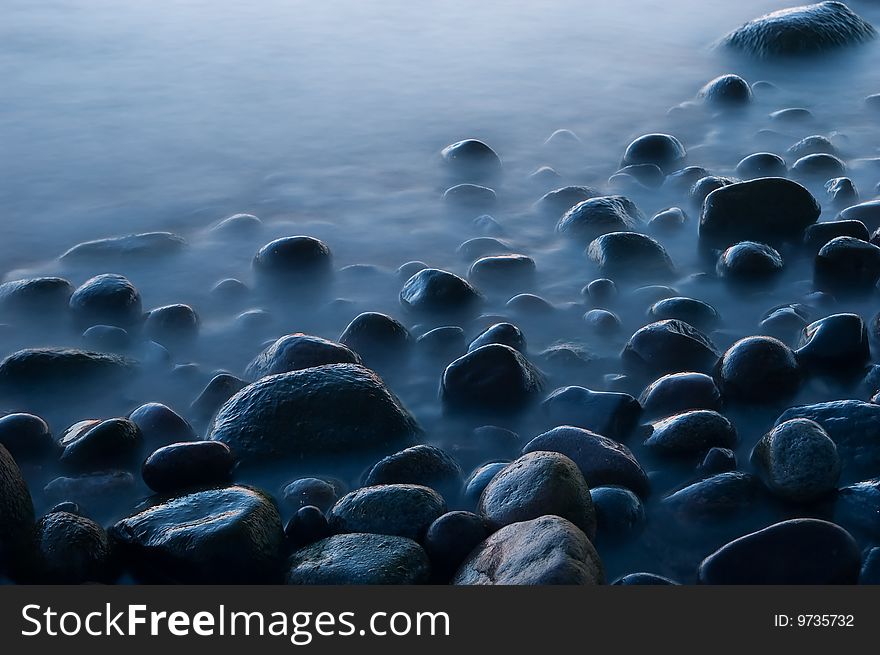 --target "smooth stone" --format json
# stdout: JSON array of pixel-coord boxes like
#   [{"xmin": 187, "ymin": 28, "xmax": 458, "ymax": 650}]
[
  {"xmin": 788, "ymin": 135, "xmax": 837, "ymax": 158},
  {"xmin": 529, "ymin": 166, "xmax": 562, "ymax": 186},
  {"xmin": 792, "ymin": 153, "xmax": 846, "ymax": 179},
  {"xmin": 838, "ymin": 200, "xmax": 880, "ymax": 231},
  {"xmin": 769, "ymin": 107, "xmax": 814, "ymax": 122},
  {"xmin": 583, "ymin": 309, "xmax": 622, "ymax": 336},
  {"xmin": 453, "ymin": 515, "xmax": 603, "ymax": 585},
  {"xmin": 825, "ymin": 177, "xmax": 859, "ymax": 207},
  {"xmin": 751, "ymin": 419, "xmax": 840, "ymax": 502},
  {"xmin": 82, "ymin": 325, "xmax": 131, "ymax": 352},
  {"xmin": 397, "ymin": 261, "xmax": 428, "ymax": 281},
  {"xmin": 338, "ymin": 312, "xmax": 411, "ymax": 369},
  {"xmin": 69, "ymin": 274, "xmax": 142, "ymax": 328},
  {"xmin": 416, "ymin": 326, "xmax": 466, "ymax": 359},
  {"xmin": 0, "ymin": 277, "xmax": 73, "ymax": 317},
  {"xmin": 689, "ymin": 175, "xmax": 736, "ymax": 208},
  {"xmin": 473, "ymin": 214, "xmax": 503, "ymax": 234},
  {"xmin": 620, "ymin": 133, "xmax": 686, "ymax": 173},
  {"xmin": 795, "ymin": 313, "xmax": 869, "ymax": 373},
  {"xmin": 556, "ymin": 196, "xmax": 645, "ymax": 243},
  {"xmin": 587, "ymin": 232, "xmax": 674, "ymax": 280},
  {"xmin": 616, "ymin": 163, "xmax": 665, "ymax": 188},
  {"xmin": 144, "ymin": 304, "xmax": 199, "ymax": 346},
  {"xmin": 363, "ymin": 445, "xmax": 463, "ymax": 501},
  {"xmin": 463, "ymin": 461, "xmax": 508, "ymax": 505},
  {"xmin": 648, "ymin": 207, "xmax": 688, "ymax": 233},
  {"xmin": 141, "ymin": 441, "xmax": 234, "ymax": 494},
  {"xmin": 284, "ymin": 505, "xmax": 331, "ymax": 550},
  {"xmin": 698, "ymin": 74, "xmax": 752, "ymax": 108},
  {"xmin": 735, "ymin": 152, "xmax": 786, "ymax": 179},
  {"xmin": 698, "ymin": 519, "xmax": 861, "ymax": 584},
  {"xmin": 27, "ymin": 512, "xmax": 111, "ymax": 584},
  {"xmin": 128, "ymin": 402, "xmax": 195, "ymax": 446},
  {"xmin": 0, "ymin": 444, "xmax": 35, "ymax": 568},
  {"xmin": 210, "ymin": 213, "xmax": 261, "ymax": 234},
  {"xmin": 58, "ymin": 418, "xmax": 142, "ymax": 472},
  {"xmin": 252, "ymin": 236, "xmax": 333, "ymax": 288},
  {"xmin": 715, "ymin": 336, "xmax": 801, "ymax": 403},
  {"xmin": 282, "ymin": 478, "xmax": 339, "ymax": 513},
  {"xmin": 541, "ymin": 386, "xmax": 640, "ymax": 439},
  {"xmin": 468, "ymin": 254, "xmax": 536, "ymax": 289},
  {"xmin": 0, "ymin": 348, "xmax": 135, "ymax": 396},
  {"xmin": 591, "ymin": 485, "xmax": 645, "ymax": 541},
  {"xmin": 61, "ymin": 232, "xmax": 185, "ymax": 261},
  {"xmin": 535, "ymin": 185, "xmax": 601, "ymax": 218},
  {"xmin": 699, "ymin": 178, "xmax": 820, "ymax": 248},
  {"xmin": 522, "ymin": 426, "xmax": 648, "ymax": 498},
  {"xmin": 245, "ymin": 333, "xmax": 360, "ymax": 381},
  {"xmin": 700, "ymin": 447, "xmax": 737, "ymax": 475},
  {"xmin": 190, "ymin": 373, "xmax": 247, "ymax": 425},
  {"xmin": 424, "ymin": 511, "xmax": 488, "ymax": 581},
  {"xmin": 803, "ymin": 219, "xmax": 869, "ymax": 252},
  {"xmin": 400, "ymin": 268, "xmax": 482, "ymax": 317},
  {"xmin": 0, "ymin": 413, "xmax": 53, "ymax": 460},
  {"xmin": 639, "ymin": 372, "xmax": 722, "ymax": 418},
  {"xmin": 835, "ymin": 479, "xmax": 880, "ymax": 541},
  {"xmin": 110, "ymin": 486, "xmax": 285, "ymax": 583},
  {"xmin": 667, "ymin": 166, "xmax": 709, "ymax": 191},
  {"xmin": 479, "ymin": 451, "xmax": 596, "ymax": 537},
  {"xmin": 440, "ymin": 139, "xmax": 501, "ymax": 180},
  {"xmin": 647, "ymin": 297, "xmax": 719, "ymax": 331},
  {"xmin": 662, "ymin": 471, "xmax": 763, "ymax": 521},
  {"xmin": 456, "ymin": 237, "xmax": 511, "ymax": 261},
  {"xmin": 622, "ymin": 320, "xmax": 719, "ymax": 378},
  {"xmin": 716, "ymin": 241, "xmax": 784, "ymax": 283},
  {"xmin": 443, "ymin": 183, "xmax": 496, "ymax": 208},
  {"xmin": 210, "ymin": 278, "xmax": 249, "ymax": 302},
  {"xmin": 814, "ymin": 236, "xmax": 880, "ymax": 295},
  {"xmin": 506, "ymin": 293, "xmax": 555, "ymax": 314},
  {"xmin": 207, "ymin": 364, "xmax": 421, "ymax": 465},
  {"xmin": 469, "ymin": 322, "xmax": 526, "ymax": 354},
  {"xmin": 287, "ymin": 533, "xmax": 430, "ymax": 584},
  {"xmin": 43, "ymin": 471, "xmax": 135, "ymax": 507},
  {"xmin": 644, "ymin": 410, "xmax": 736, "ymax": 455},
  {"xmin": 328, "ymin": 484, "xmax": 446, "ymax": 541},
  {"xmin": 760, "ymin": 305, "xmax": 810, "ymax": 343},
  {"xmin": 441, "ymin": 344, "xmax": 544, "ymax": 415}
]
